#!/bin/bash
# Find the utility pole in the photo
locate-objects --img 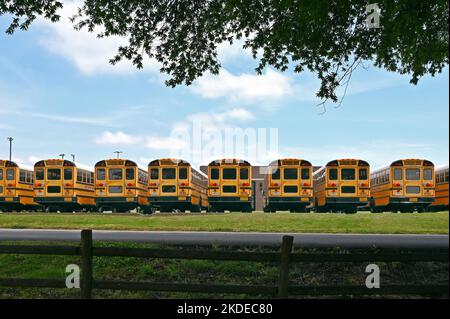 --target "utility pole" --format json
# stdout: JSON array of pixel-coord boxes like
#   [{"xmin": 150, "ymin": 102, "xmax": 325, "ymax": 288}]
[
  {"xmin": 59, "ymin": 154, "xmax": 65, "ymax": 160},
  {"xmin": 71, "ymin": 154, "xmax": 76, "ymax": 162},
  {"xmin": 6, "ymin": 137, "xmax": 13, "ymax": 161},
  {"xmin": 113, "ymin": 151, "xmax": 123, "ymax": 159}
]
